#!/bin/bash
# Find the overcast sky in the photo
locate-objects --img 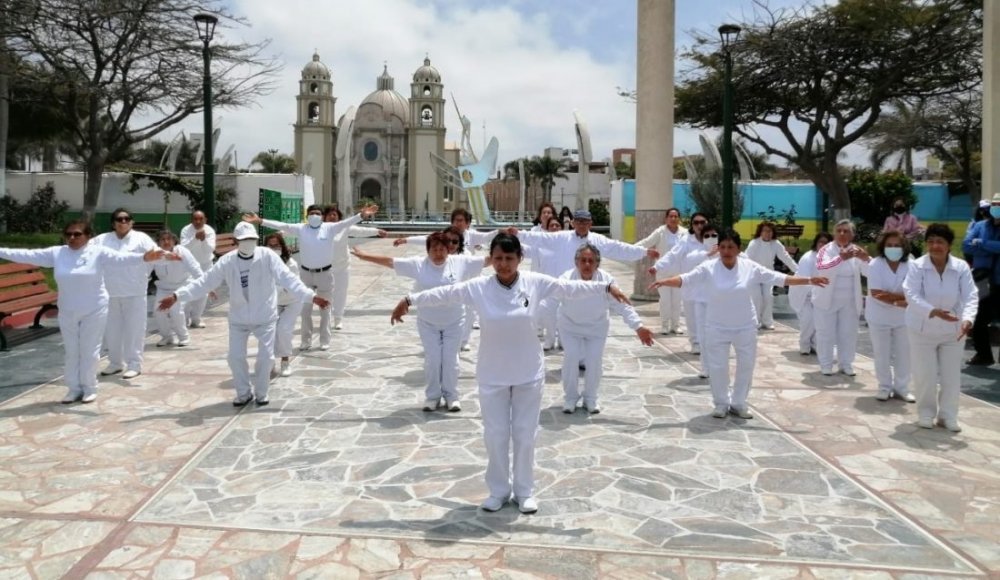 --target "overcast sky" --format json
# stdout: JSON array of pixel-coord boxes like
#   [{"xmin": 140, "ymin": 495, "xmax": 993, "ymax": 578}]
[{"xmin": 163, "ymin": 0, "xmax": 877, "ymax": 172}]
